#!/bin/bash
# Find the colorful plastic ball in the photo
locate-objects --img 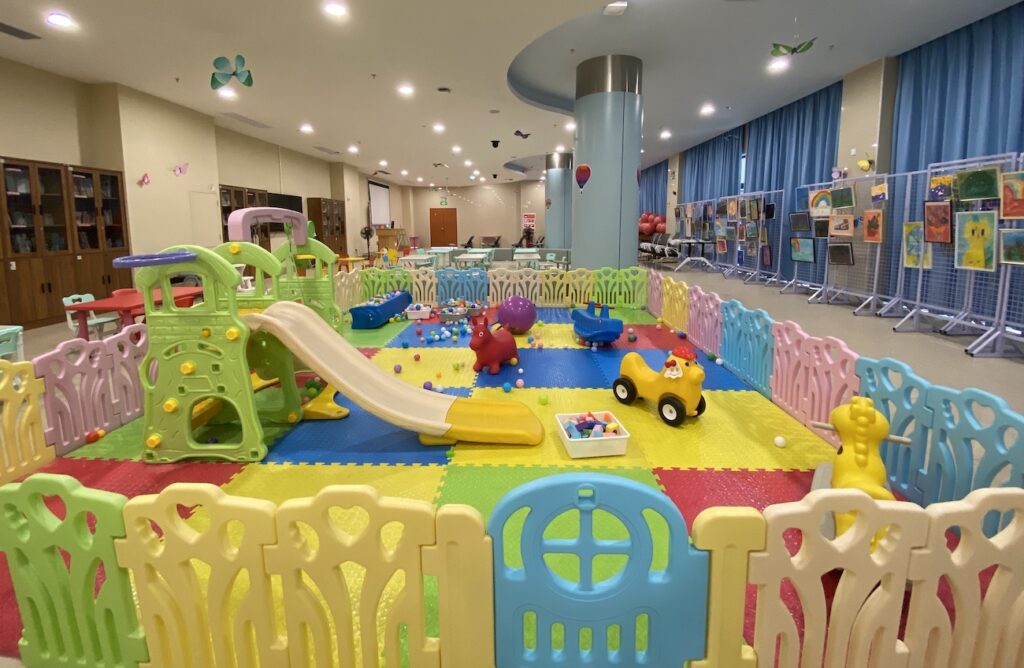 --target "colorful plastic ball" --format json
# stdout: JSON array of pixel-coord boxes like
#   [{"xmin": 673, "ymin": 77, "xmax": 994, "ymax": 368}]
[
  {"xmin": 393, "ymin": 364, "xmax": 402, "ymax": 374},
  {"xmin": 655, "ymin": 324, "xmax": 662, "ymax": 330},
  {"xmin": 509, "ymin": 357, "xmax": 518, "ymax": 366},
  {"xmin": 518, "ymin": 368, "xmax": 524, "ymax": 374},
  {"xmin": 537, "ymin": 320, "xmax": 544, "ymax": 327},
  {"xmin": 639, "ymin": 222, "xmax": 654, "ymax": 235},
  {"xmin": 435, "ymin": 385, "xmax": 445, "ymax": 393},
  {"xmin": 497, "ymin": 295, "xmax": 537, "ymax": 334},
  {"xmin": 627, "ymin": 327, "xmax": 635, "ymax": 334},
  {"xmin": 537, "ymin": 343, "xmax": 544, "ymax": 350},
  {"xmin": 527, "ymin": 336, "xmax": 535, "ymax": 344},
  {"xmin": 419, "ymin": 337, "xmax": 426, "ymax": 343},
  {"xmin": 677, "ymin": 331, "xmax": 686, "ymax": 338},
  {"xmin": 502, "ymin": 382, "xmax": 512, "ymax": 393},
  {"xmin": 423, "ymin": 381, "xmax": 433, "ymax": 391},
  {"xmin": 773, "ymin": 435, "xmax": 787, "ymax": 448},
  {"xmin": 591, "ymin": 344, "xmax": 598, "ymax": 351},
  {"xmin": 716, "ymin": 358, "xmax": 724, "ymax": 366},
  {"xmin": 657, "ymin": 317, "xmax": 664, "ymax": 323},
  {"xmin": 415, "ymin": 327, "xmax": 422, "ymax": 335},
  {"xmin": 85, "ymin": 430, "xmax": 100, "ymax": 444},
  {"xmin": 414, "ymin": 354, "xmax": 421, "ymax": 362},
  {"xmin": 628, "ymin": 334, "xmax": 638, "ymax": 342},
  {"xmin": 402, "ymin": 341, "xmax": 410, "ymax": 349},
  {"xmin": 96, "ymin": 429, "xmax": 106, "ymax": 438},
  {"xmin": 436, "ymin": 371, "xmax": 443, "ymax": 379},
  {"xmin": 305, "ymin": 387, "xmax": 319, "ymax": 398},
  {"xmin": 539, "ymin": 394, "xmax": 549, "ymax": 405},
  {"xmin": 515, "ymin": 379, "xmax": 525, "ymax": 388}
]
